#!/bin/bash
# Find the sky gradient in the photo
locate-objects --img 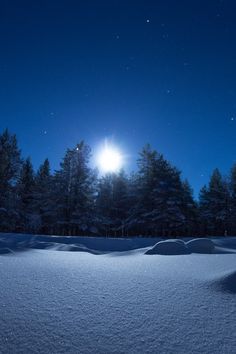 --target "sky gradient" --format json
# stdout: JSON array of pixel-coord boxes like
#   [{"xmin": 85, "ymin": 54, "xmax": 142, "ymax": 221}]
[{"xmin": 1, "ymin": 0, "xmax": 236, "ymax": 195}]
